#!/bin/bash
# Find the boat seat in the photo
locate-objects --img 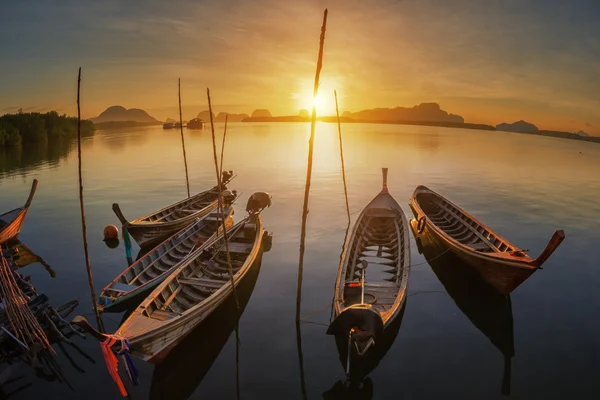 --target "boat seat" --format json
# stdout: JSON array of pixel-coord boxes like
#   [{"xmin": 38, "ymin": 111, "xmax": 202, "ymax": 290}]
[
  {"xmin": 179, "ymin": 278, "xmax": 224, "ymax": 289},
  {"xmin": 224, "ymin": 242, "xmax": 253, "ymax": 253},
  {"xmin": 150, "ymin": 309, "xmax": 178, "ymax": 321},
  {"xmin": 109, "ymin": 282, "xmax": 137, "ymax": 292},
  {"xmin": 470, "ymin": 242, "xmax": 491, "ymax": 252}
]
